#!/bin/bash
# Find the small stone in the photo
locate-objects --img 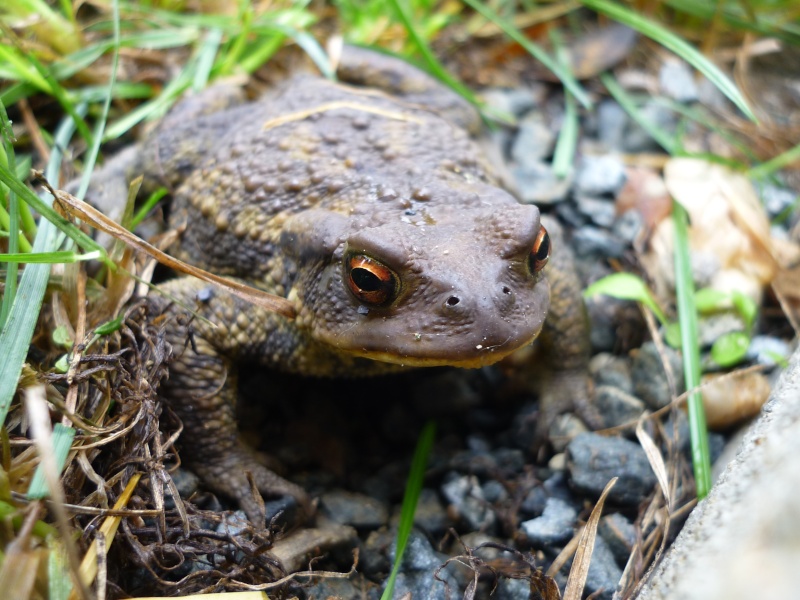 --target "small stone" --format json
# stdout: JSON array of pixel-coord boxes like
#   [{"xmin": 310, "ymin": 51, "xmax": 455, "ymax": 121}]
[
  {"xmin": 659, "ymin": 58, "xmax": 699, "ymax": 103},
  {"xmin": 575, "ymin": 195, "xmax": 617, "ymax": 228},
  {"xmin": 521, "ymin": 486, "xmax": 548, "ymax": 517},
  {"xmin": 596, "ymin": 100, "xmax": 629, "ymax": 151},
  {"xmin": 481, "ymin": 86, "xmax": 543, "ymax": 118},
  {"xmin": 495, "ymin": 576, "xmax": 531, "ymax": 600},
  {"xmin": 389, "ymin": 530, "xmax": 457, "ymax": 600},
  {"xmin": 612, "ymin": 209, "xmax": 645, "ymax": 245},
  {"xmin": 632, "ymin": 341, "xmax": 684, "ymax": 410},
  {"xmin": 747, "ymin": 335, "xmax": 792, "ymax": 367},
  {"xmin": 574, "ymin": 154, "xmax": 627, "ymax": 197},
  {"xmin": 567, "ymin": 433, "xmax": 658, "ymax": 505},
  {"xmin": 482, "ymin": 480, "xmax": 508, "ymax": 503},
  {"xmin": 572, "ymin": 226, "xmax": 626, "ymax": 259},
  {"xmin": 595, "ymin": 386, "xmax": 646, "ymax": 429},
  {"xmin": 170, "ymin": 467, "xmax": 200, "ymax": 499},
  {"xmin": 320, "ymin": 490, "xmax": 389, "ymax": 529},
  {"xmin": 589, "ymin": 353, "xmax": 634, "ymax": 394},
  {"xmin": 302, "ymin": 577, "xmax": 371, "ymax": 600},
  {"xmin": 441, "ymin": 474, "xmax": 496, "ymax": 531},
  {"xmin": 598, "ymin": 513, "xmax": 636, "ymax": 567},
  {"xmin": 511, "ymin": 112, "xmax": 556, "ymax": 163},
  {"xmin": 697, "ymin": 312, "xmax": 747, "ymax": 349},
  {"xmin": 412, "ymin": 488, "xmax": 450, "ymax": 534},
  {"xmin": 549, "ymin": 413, "xmax": 589, "ymax": 453},
  {"xmin": 548, "ymin": 452, "xmax": 567, "ymax": 471},
  {"xmin": 757, "ymin": 183, "xmax": 797, "ymax": 218},
  {"xmin": 215, "ymin": 510, "xmax": 249, "ymax": 537},
  {"xmin": 521, "ymin": 497, "xmax": 578, "ymax": 547},
  {"xmin": 511, "ymin": 162, "xmax": 573, "ymax": 205},
  {"xmin": 581, "ymin": 535, "xmax": 623, "ymax": 599},
  {"xmin": 622, "ymin": 100, "xmax": 677, "ymax": 153}
]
